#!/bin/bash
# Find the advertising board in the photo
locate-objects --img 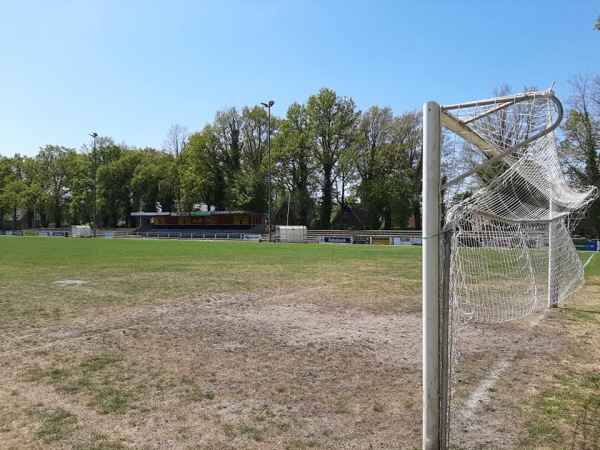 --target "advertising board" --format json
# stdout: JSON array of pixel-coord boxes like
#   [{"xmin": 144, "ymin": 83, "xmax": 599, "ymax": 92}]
[{"xmin": 320, "ymin": 236, "xmax": 353, "ymax": 244}]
